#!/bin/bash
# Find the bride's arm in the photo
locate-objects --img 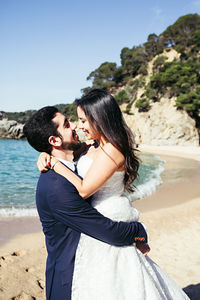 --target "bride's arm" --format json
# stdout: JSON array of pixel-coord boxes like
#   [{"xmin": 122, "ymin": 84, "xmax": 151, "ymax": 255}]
[
  {"xmin": 37, "ymin": 143, "xmax": 88, "ymax": 172},
  {"xmin": 52, "ymin": 144, "xmax": 125, "ymax": 199}
]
